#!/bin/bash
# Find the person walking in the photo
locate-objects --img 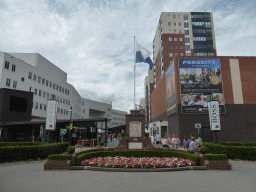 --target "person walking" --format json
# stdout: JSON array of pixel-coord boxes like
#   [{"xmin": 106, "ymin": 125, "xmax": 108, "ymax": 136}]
[
  {"xmin": 189, "ymin": 137, "xmax": 200, "ymax": 152},
  {"xmin": 185, "ymin": 137, "xmax": 191, "ymax": 151},
  {"xmin": 174, "ymin": 135, "xmax": 180, "ymax": 149},
  {"xmin": 155, "ymin": 133, "xmax": 161, "ymax": 148},
  {"xmin": 151, "ymin": 134, "xmax": 155, "ymax": 145},
  {"xmin": 183, "ymin": 136, "xmax": 188, "ymax": 150},
  {"xmin": 162, "ymin": 136, "xmax": 169, "ymax": 148}
]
